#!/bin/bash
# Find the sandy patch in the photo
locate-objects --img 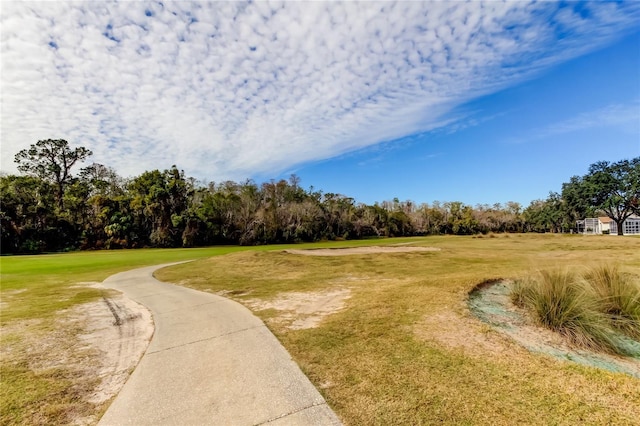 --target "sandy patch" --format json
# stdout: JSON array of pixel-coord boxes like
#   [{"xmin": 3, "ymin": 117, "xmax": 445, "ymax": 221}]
[
  {"xmin": 285, "ymin": 246, "xmax": 440, "ymax": 256},
  {"xmin": 1, "ymin": 288, "xmax": 153, "ymax": 425},
  {"xmin": 246, "ymin": 288, "xmax": 351, "ymax": 330},
  {"xmin": 79, "ymin": 294, "xmax": 153, "ymax": 405}
]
